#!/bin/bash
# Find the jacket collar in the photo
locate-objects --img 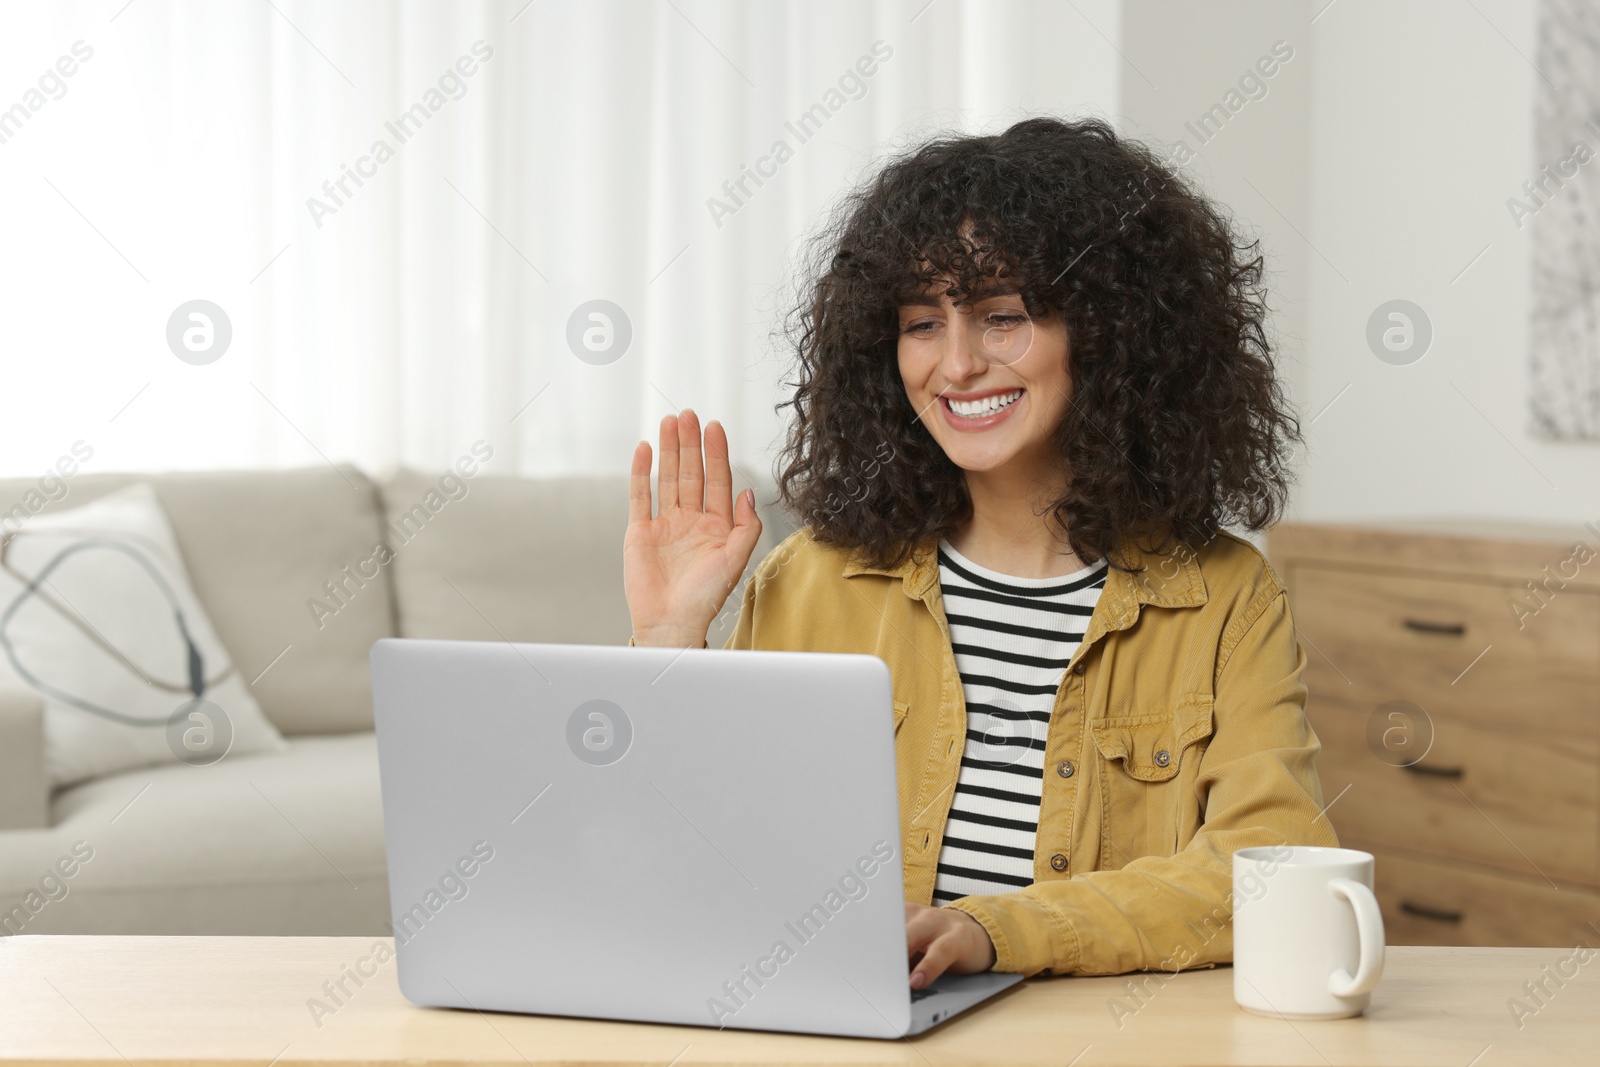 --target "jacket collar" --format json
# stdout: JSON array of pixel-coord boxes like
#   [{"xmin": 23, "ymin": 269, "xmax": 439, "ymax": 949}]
[{"xmin": 841, "ymin": 530, "xmax": 1209, "ymax": 630}]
